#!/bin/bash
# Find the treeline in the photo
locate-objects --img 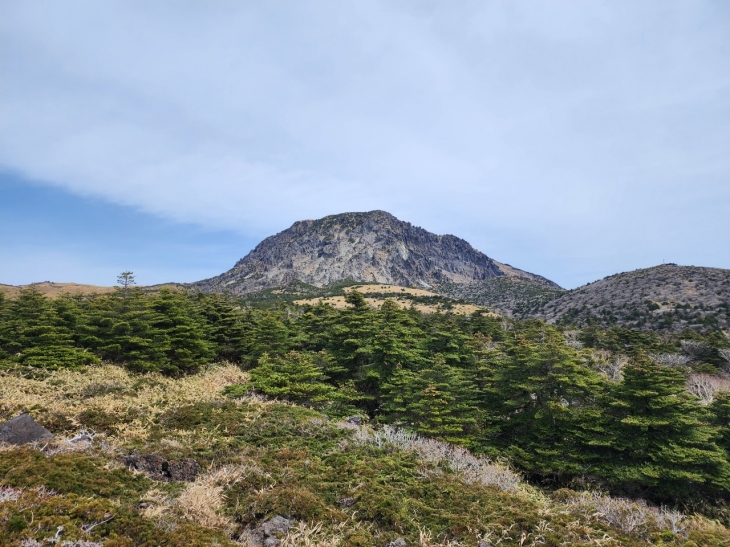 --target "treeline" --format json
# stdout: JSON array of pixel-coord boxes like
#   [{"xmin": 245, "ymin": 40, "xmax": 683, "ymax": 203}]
[{"xmin": 3, "ymin": 286, "xmax": 730, "ymax": 511}]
